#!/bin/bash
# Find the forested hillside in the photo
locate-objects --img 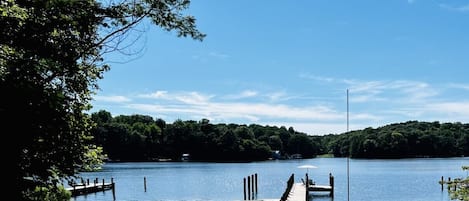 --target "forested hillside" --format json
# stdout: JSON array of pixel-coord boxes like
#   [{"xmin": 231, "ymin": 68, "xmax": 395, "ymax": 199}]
[
  {"xmin": 91, "ymin": 110, "xmax": 469, "ymax": 161},
  {"xmin": 321, "ymin": 121, "xmax": 469, "ymax": 158},
  {"xmin": 91, "ymin": 110, "xmax": 319, "ymax": 161}
]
